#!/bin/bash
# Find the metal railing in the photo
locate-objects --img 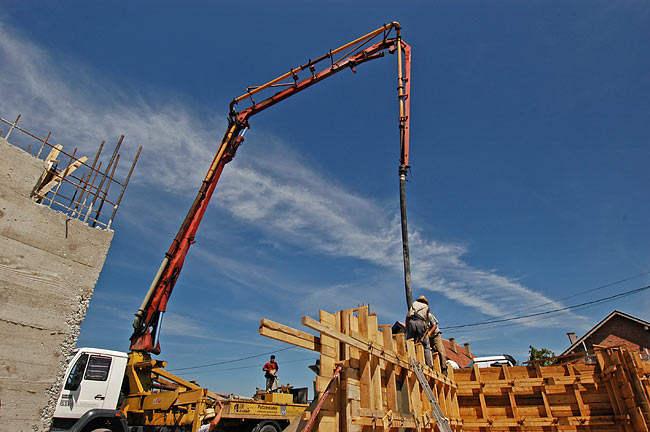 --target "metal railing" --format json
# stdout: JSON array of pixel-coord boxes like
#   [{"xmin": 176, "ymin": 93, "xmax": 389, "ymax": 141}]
[{"xmin": 1, "ymin": 114, "xmax": 141, "ymax": 229}]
